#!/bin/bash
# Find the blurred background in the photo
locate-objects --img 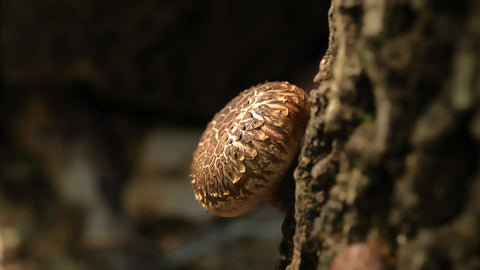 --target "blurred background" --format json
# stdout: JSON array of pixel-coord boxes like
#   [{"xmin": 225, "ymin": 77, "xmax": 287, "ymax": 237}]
[{"xmin": 0, "ymin": 1, "xmax": 330, "ymax": 269}]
